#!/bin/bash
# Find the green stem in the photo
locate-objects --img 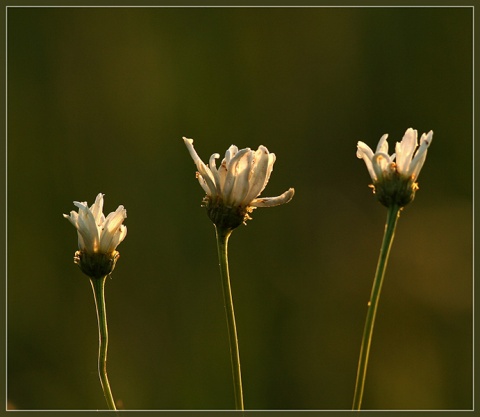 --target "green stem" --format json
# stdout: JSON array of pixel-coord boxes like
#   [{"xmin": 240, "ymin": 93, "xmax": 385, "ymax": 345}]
[
  {"xmin": 352, "ymin": 204, "xmax": 401, "ymax": 410},
  {"xmin": 90, "ymin": 276, "xmax": 117, "ymax": 410},
  {"xmin": 215, "ymin": 226, "xmax": 245, "ymax": 410}
]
